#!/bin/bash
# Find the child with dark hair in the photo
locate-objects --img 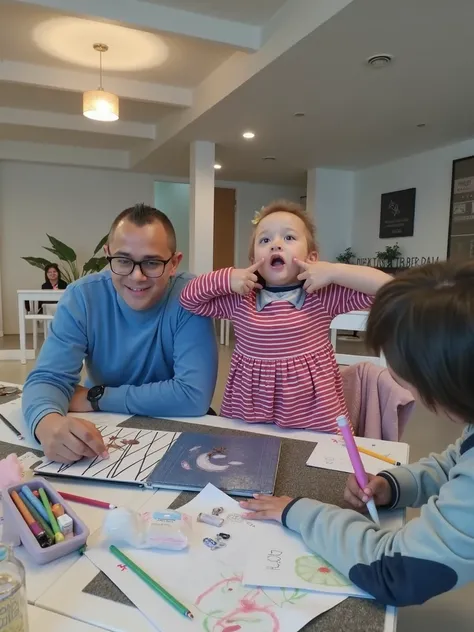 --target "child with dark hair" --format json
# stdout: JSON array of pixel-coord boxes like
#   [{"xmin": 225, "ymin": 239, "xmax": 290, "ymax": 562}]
[{"xmin": 240, "ymin": 261, "xmax": 474, "ymax": 606}]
